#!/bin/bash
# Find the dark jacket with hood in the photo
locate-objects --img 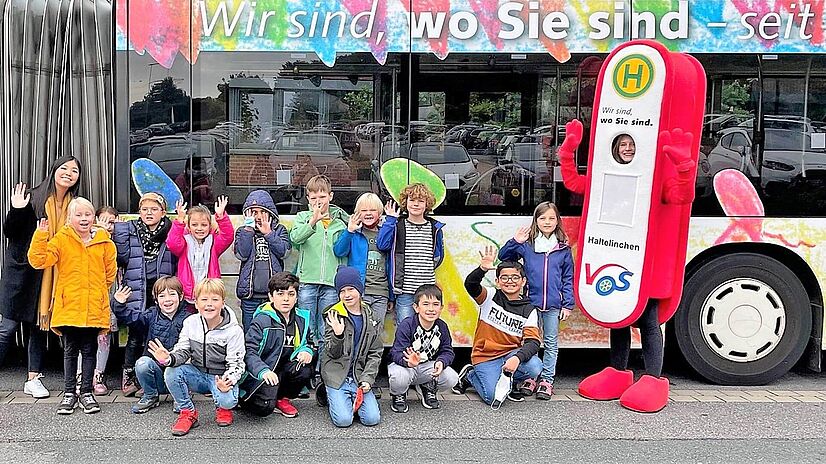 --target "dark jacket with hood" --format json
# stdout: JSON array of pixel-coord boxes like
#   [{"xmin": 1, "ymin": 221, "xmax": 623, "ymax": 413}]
[
  {"xmin": 234, "ymin": 190, "xmax": 291, "ymax": 299},
  {"xmin": 112, "ymin": 218, "xmax": 176, "ymax": 313},
  {"xmin": 112, "ymin": 299, "xmax": 188, "ymax": 358}
]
